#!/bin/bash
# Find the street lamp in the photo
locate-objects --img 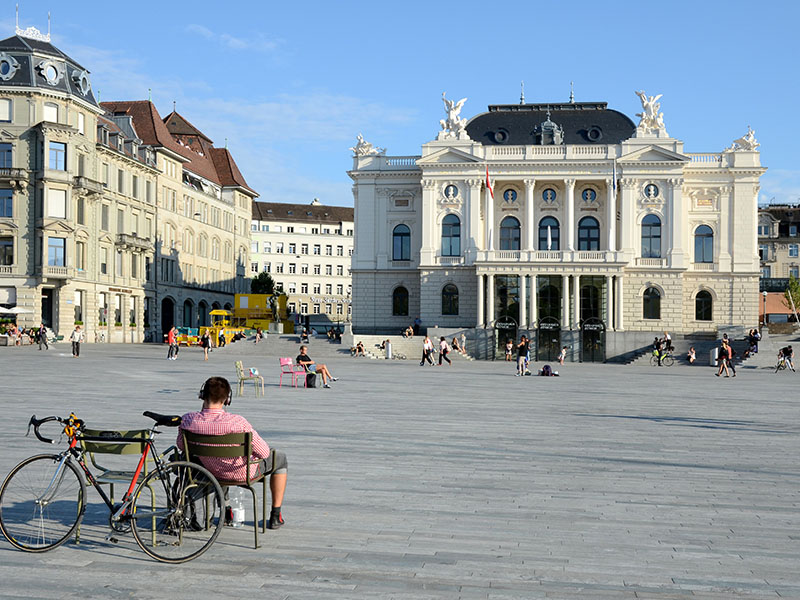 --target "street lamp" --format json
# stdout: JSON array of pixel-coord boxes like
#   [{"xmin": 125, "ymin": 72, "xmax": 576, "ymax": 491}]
[{"xmin": 762, "ymin": 290, "xmax": 768, "ymax": 329}]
